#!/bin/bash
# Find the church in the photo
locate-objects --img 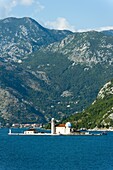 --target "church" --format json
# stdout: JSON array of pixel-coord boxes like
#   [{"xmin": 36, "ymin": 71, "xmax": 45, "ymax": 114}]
[{"xmin": 51, "ymin": 118, "xmax": 72, "ymax": 135}]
